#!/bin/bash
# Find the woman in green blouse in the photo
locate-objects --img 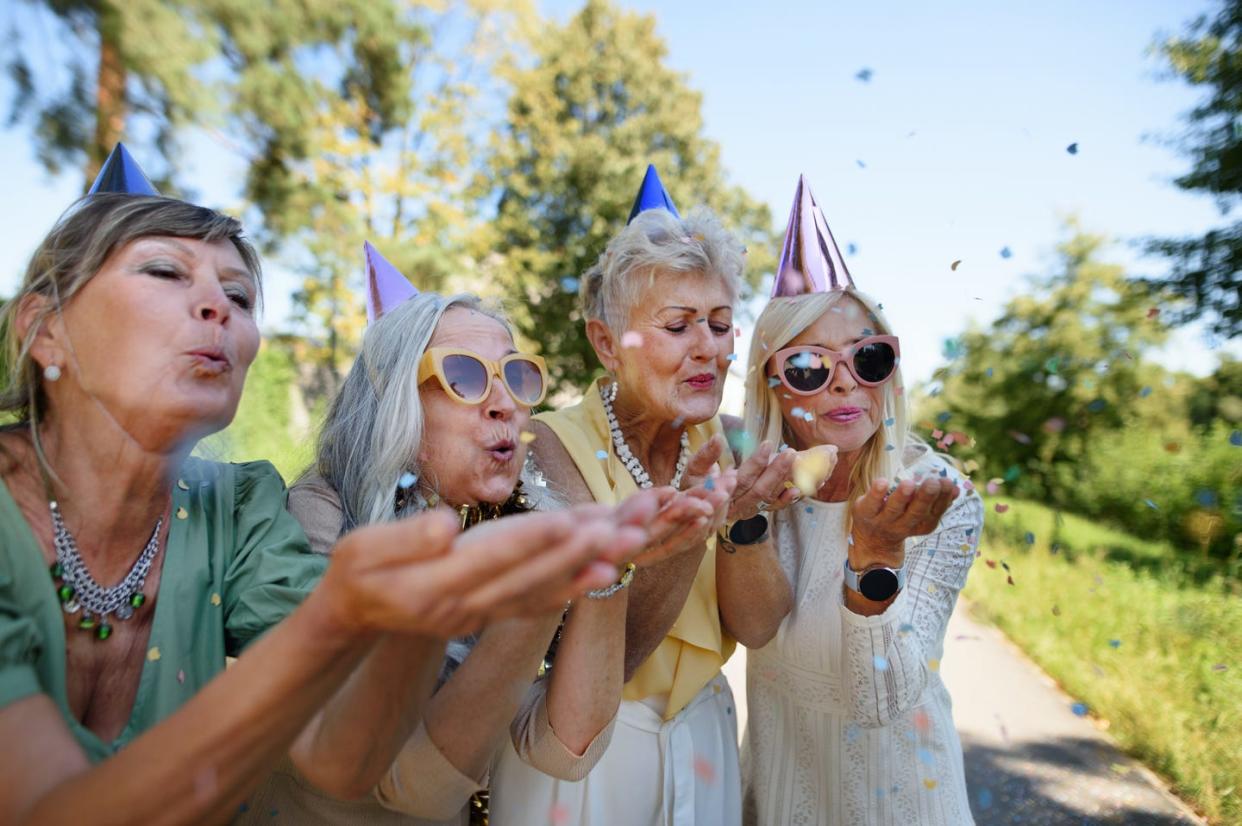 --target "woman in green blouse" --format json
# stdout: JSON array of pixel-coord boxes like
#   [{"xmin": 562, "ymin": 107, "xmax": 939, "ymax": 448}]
[{"xmin": 0, "ymin": 192, "xmax": 654, "ymax": 824}]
